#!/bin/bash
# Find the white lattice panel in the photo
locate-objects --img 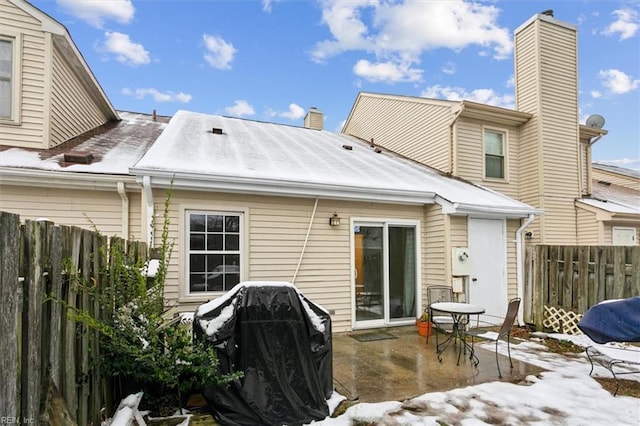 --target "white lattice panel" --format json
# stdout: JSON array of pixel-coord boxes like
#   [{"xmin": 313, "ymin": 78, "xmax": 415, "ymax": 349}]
[{"xmin": 543, "ymin": 305, "xmax": 584, "ymax": 335}]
